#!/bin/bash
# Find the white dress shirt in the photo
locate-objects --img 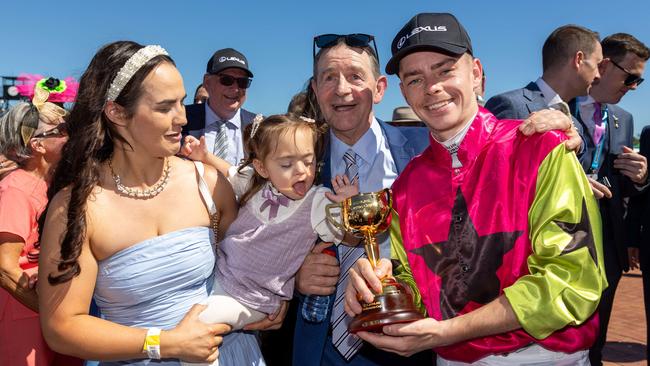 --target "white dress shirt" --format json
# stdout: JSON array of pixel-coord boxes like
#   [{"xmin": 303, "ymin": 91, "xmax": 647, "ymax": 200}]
[{"xmin": 329, "ymin": 117, "xmax": 398, "ymax": 193}]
